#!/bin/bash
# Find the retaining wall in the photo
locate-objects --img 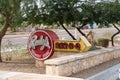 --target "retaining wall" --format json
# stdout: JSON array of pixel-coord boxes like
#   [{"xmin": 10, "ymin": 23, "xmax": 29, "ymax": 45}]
[{"xmin": 45, "ymin": 46, "xmax": 120, "ymax": 76}]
